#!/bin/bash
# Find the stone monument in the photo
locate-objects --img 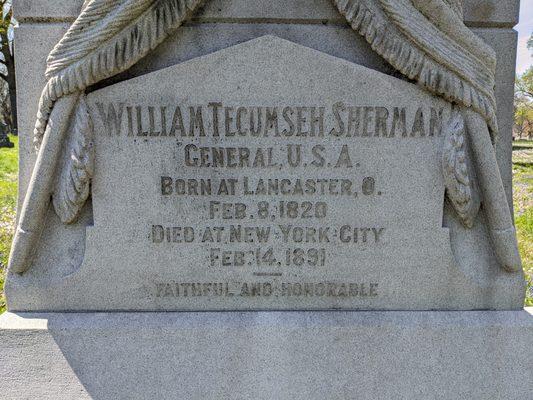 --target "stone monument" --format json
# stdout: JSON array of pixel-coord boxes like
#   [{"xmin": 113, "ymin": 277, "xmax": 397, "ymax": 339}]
[{"xmin": 1, "ymin": 0, "xmax": 532, "ymax": 398}]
